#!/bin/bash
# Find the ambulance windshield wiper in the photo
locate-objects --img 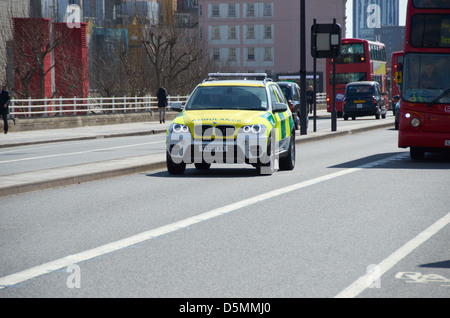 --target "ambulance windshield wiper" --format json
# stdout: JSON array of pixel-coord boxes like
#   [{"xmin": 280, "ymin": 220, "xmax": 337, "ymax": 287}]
[{"xmin": 427, "ymin": 87, "xmax": 450, "ymax": 108}]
